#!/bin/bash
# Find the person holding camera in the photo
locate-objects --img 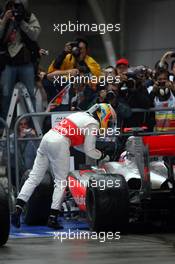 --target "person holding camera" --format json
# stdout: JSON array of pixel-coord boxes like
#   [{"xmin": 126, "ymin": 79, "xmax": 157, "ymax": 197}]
[
  {"xmin": 117, "ymin": 67, "xmax": 155, "ymax": 131},
  {"xmin": 92, "ymin": 66, "xmax": 118, "ymax": 107},
  {"xmin": 44, "ymin": 38, "xmax": 101, "ymax": 111},
  {"xmin": 48, "ymin": 38, "xmax": 101, "ymax": 78},
  {"xmin": 116, "ymin": 58, "xmax": 129, "ymax": 73},
  {"xmin": 0, "ymin": 0, "xmax": 41, "ymax": 120},
  {"xmin": 10, "ymin": 117, "xmax": 39, "ymax": 186},
  {"xmin": 150, "ymin": 69, "xmax": 175, "ymax": 132}
]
